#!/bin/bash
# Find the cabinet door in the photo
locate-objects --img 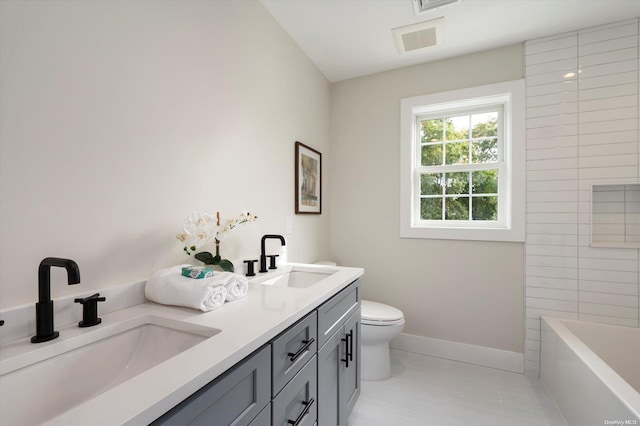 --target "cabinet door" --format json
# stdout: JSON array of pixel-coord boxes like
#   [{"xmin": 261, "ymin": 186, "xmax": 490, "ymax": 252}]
[
  {"xmin": 316, "ymin": 328, "xmax": 342, "ymax": 426},
  {"xmin": 152, "ymin": 345, "xmax": 270, "ymax": 426},
  {"xmin": 339, "ymin": 309, "xmax": 361, "ymax": 426}
]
